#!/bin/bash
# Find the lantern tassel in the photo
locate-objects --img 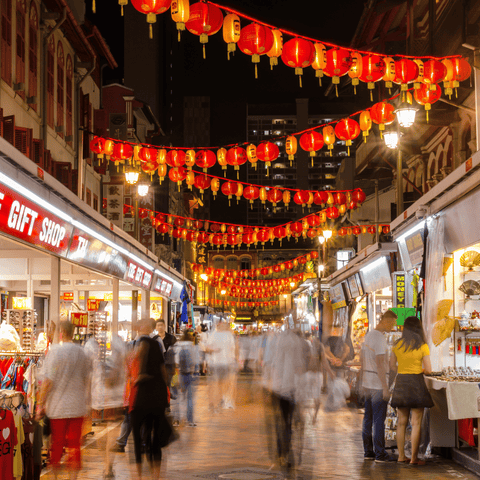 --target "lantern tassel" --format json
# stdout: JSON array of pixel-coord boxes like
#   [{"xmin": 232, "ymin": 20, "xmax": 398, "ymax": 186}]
[
  {"xmin": 203, "ymin": 45, "xmax": 206, "ymax": 59},
  {"xmin": 149, "ymin": 24, "xmax": 153, "ymax": 40},
  {"xmin": 92, "ymin": 0, "xmax": 96, "ymax": 13},
  {"xmin": 426, "ymin": 109, "xmax": 429, "ymax": 123},
  {"xmin": 299, "ymin": 75, "xmax": 302, "ymax": 88},
  {"xmin": 354, "ymin": 85, "xmax": 357, "ymax": 95},
  {"xmin": 255, "ymin": 64, "xmax": 258, "ymax": 79},
  {"xmin": 266, "ymin": 167, "xmax": 269, "ymax": 177},
  {"xmin": 335, "ymin": 85, "xmax": 338, "ymax": 97},
  {"xmin": 121, "ymin": 5, "xmax": 124, "ymax": 15},
  {"xmin": 311, "ymin": 158, "xmax": 313, "ymax": 168},
  {"xmin": 348, "ymin": 146, "xmax": 350, "ymax": 156},
  {"xmin": 370, "ymin": 90, "xmax": 373, "ymax": 102},
  {"xmin": 178, "ymin": 31, "xmax": 181, "ymax": 42},
  {"xmin": 237, "ymin": 171, "xmax": 239, "ymax": 180}
]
